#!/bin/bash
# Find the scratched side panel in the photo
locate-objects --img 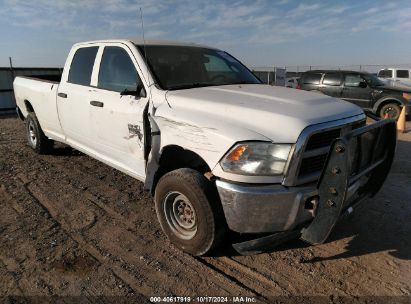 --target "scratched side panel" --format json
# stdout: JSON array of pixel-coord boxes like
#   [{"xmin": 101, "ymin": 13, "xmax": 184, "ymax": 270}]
[{"xmin": 153, "ymin": 103, "xmax": 270, "ymax": 171}]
